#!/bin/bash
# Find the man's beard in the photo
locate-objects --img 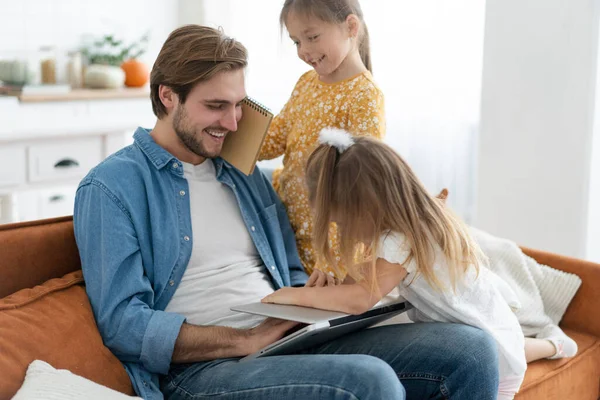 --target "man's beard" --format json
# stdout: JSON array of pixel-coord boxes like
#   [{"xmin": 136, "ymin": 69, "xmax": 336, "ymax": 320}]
[{"xmin": 172, "ymin": 106, "xmax": 220, "ymax": 159}]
